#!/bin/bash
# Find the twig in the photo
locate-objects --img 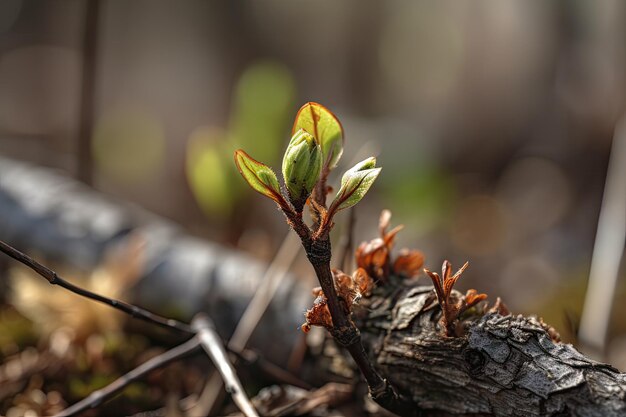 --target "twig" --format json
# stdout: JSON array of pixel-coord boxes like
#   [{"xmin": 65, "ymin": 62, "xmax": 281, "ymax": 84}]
[
  {"xmin": 0, "ymin": 239, "xmax": 298, "ymax": 416},
  {"xmin": 262, "ymin": 382, "xmax": 352, "ymax": 417},
  {"xmin": 230, "ymin": 231, "xmax": 302, "ymax": 351},
  {"xmin": 124, "ymin": 347, "xmax": 311, "ymax": 417},
  {"xmin": 286, "ymin": 332, "xmax": 308, "ymax": 374},
  {"xmin": 339, "ymin": 206, "xmax": 356, "ymax": 271},
  {"xmin": 283, "ymin": 210, "xmax": 409, "ymax": 413},
  {"xmin": 192, "ymin": 314, "xmax": 259, "ymax": 417},
  {"xmin": 0, "ymin": 240, "xmax": 194, "ymax": 334},
  {"xmin": 234, "ymin": 103, "xmax": 415, "ymax": 414},
  {"xmin": 0, "ymin": 239, "xmax": 304, "ymax": 413},
  {"xmin": 191, "ymin": 231, "xmax": 301, "ymax": 416},
  {"xmin": 579, "ymin": 114, "xmax": 626, "ymax": 356},
  {"xmin": 54, "ymin": 336, "xmax": 202, "ymax": 417},
  {"xmin": 233, "ymin": 349, "xmax": 312, "ymax": 390},
  {"xmin": 76, "ymin": 0, "xmax": 100, "ymax": 186}
]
